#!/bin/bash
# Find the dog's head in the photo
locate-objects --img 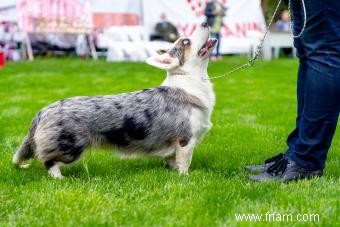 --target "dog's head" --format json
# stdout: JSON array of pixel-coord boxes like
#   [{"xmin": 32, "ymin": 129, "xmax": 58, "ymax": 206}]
[{"xmin": 146, "ymin": 22, "xmax": 217, "ymax": 75}]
